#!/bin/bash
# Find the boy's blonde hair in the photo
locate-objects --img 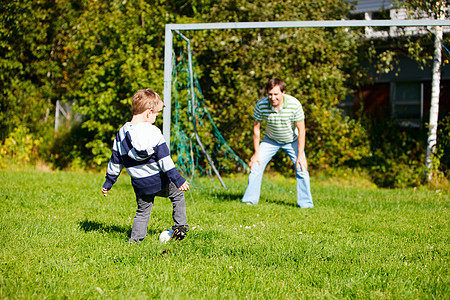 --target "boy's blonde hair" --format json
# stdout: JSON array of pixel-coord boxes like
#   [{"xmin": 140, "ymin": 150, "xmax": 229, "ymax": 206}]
[{"xmin": 132, "ymin": 89, "xmax": 164, "ymax": 115}]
